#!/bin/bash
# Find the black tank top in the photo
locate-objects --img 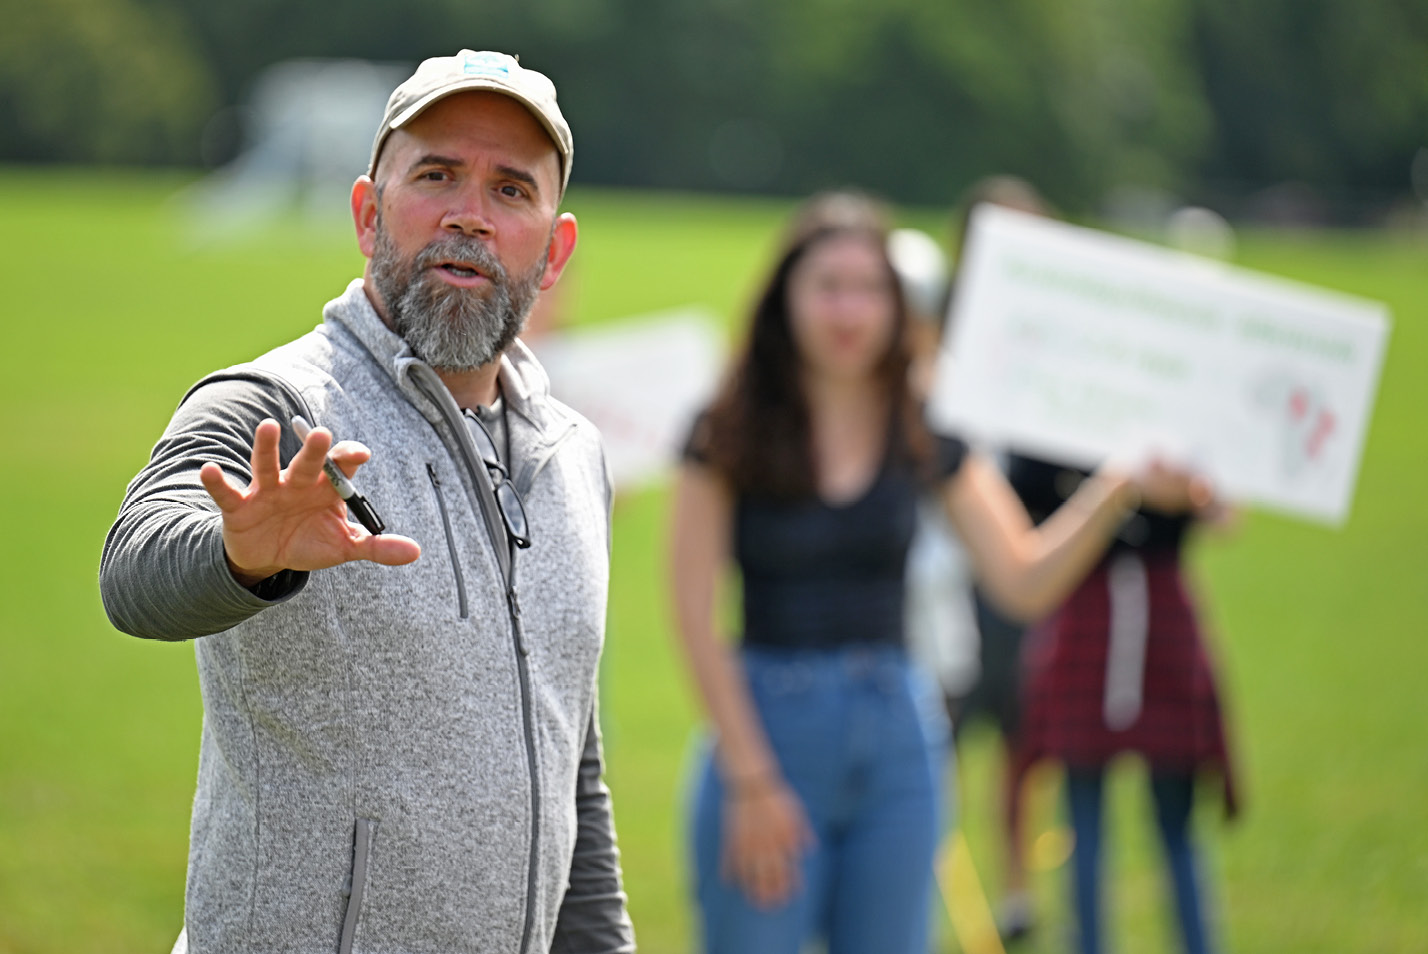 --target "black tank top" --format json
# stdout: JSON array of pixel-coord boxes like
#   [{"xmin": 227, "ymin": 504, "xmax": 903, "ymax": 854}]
[{"xmin": 689, "ymin": 429, "xmax": 966, "ymax": 650}]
